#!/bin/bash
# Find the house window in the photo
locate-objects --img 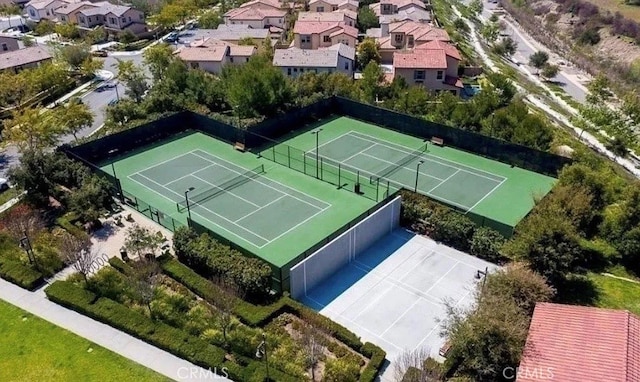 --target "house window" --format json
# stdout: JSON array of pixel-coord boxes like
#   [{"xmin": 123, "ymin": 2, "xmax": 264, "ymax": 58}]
[
  {"xmin": 344, "ymin": 61, "xmax": 349, "ymax": 70},
  {"xmin": 332, "ymin": 5, "xmax": 337, "ymax": 10},
  {"xmin": 61, "ymin": 16, "xmax": 66, "ymax": 21},
  {"xmin": 394, "ymin": 33, "xmax": 403, "ymax": 43},
  {"xmin": 128, "ymin": 17, "xmax": 131, "ymax": 22},
  {"xmin": 414, "ymin": 70, "xmax": 425, "ymax": 80},
  {"xmin": 230, "ymin": 57, "xmax": 234, "ymax": 63},
  {"xmin": 1, "ymin": 43, "xmax": 7, "ymax": 51},
  {"xmin": 408, "ymin": 35, "xmax": 414, "ymax": 46},
  {"xmin": 190, "ymin": 62, "xmax": 199, "ymax": 69},
  {"xmin": 140, "ymin": 14, "xmax": 143, "ymax": 20},
  {"xmin": 382, "ymin": 4, "xmax": 391, "ymax": 12},
  {"xmin": 109, "ymin": 17, "xmax": 116, "ymax": 24},
  {"xmin": 29, "ymin": 9, "xmax": 35, "ymax": 17},
  {"xmin": 79, "ymin": 16, "xmax": 85, "ymax": 22},
  {"xmin": 317, "ymin": 6, "xmax": 324, "ymax": 11},
  {"xmin": 121, "ymin": 17, "xmax": 126, "ymax": 23},
  {"xmin": 293, "ymin": 68, "xmax": 297, "ymax": 72},
  {"xmin": 323, "ymin": 35, "xmax": 330, "ymax": 43},
  {"xmin": 436, "ymin": 70, "xmax": 444, "ymax": 80},
  {"xmin": 246, "ymin": 58, "xmax": 249, "ymax": 62},
  {"xmin": 300, "ymin": 68, "xmax": 304, "ymax": 72},
  {"xmin": 88, "ymin": 17, "xmax": 92, "ymax": 22},
  {"xmin": 287, "ymin": 68, "xmax": 291, "ymax": 75},
  {"xmin": 46, "ymin": 10, "xmax": 50, "ymax": 16},
  {"xmin": 301, "ymin": 35, "xmax": 311, "ymax": 43}
]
